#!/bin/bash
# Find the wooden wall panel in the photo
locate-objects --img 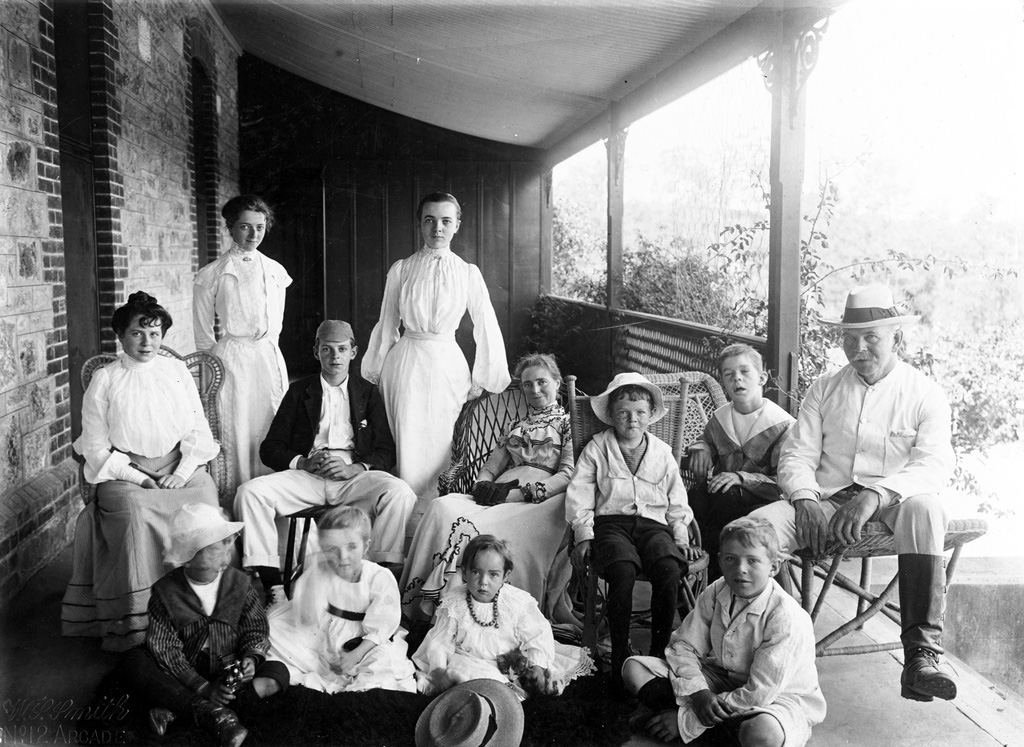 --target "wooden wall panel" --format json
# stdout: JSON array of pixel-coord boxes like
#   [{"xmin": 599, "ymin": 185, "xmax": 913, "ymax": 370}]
[
  {"xmin": 414, "ymin": 161, "xmax": 448, "ymax": 232},
  {"xmin": 448, "ymin": 168, "xmax": 480, "ymax": 266},
  {"xmin": 511, "ymin": 163, "xmax": 541, "ymax": 350},
  {"xmin": 269, "ymin": 175, "xmax": 326, "ymax": 378},
  {"xmin": 385, "ymin": 162, "xmax": 416, "ymax": 273},
  {"xmin": 323, "ymin": 163, "xmax": 355, "ymax": 326},
  {"xmin": 478, "ymin": 163, "xmax": 512, "ymax": 334},
  {"xmin": 352, "ymin": 163, "xmax": 387, "ymax": 341}
]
